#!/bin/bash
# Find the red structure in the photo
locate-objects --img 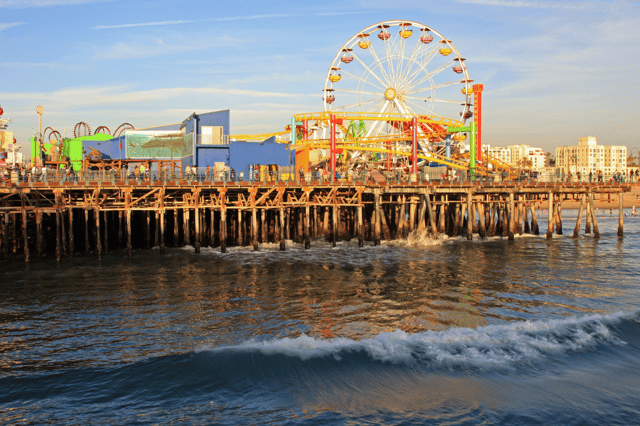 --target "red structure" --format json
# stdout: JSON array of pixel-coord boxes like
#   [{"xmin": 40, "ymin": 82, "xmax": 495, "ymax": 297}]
[
  {"xmin": 473, "ymin": 84, "xmax": 484, "ymax": 163},
  {"xmin": 330, "ymin": 115, "xmax": 336, "ymax": 177},
  {"xmin": 411, "ymin": 116, "xmax": 418, "ymax": 174}
]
